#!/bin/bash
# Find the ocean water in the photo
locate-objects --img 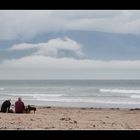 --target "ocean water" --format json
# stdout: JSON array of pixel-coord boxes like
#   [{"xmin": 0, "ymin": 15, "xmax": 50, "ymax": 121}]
[{"xmin": 1, "ymin": 80, "xmax": 140, "ymax": 108}]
